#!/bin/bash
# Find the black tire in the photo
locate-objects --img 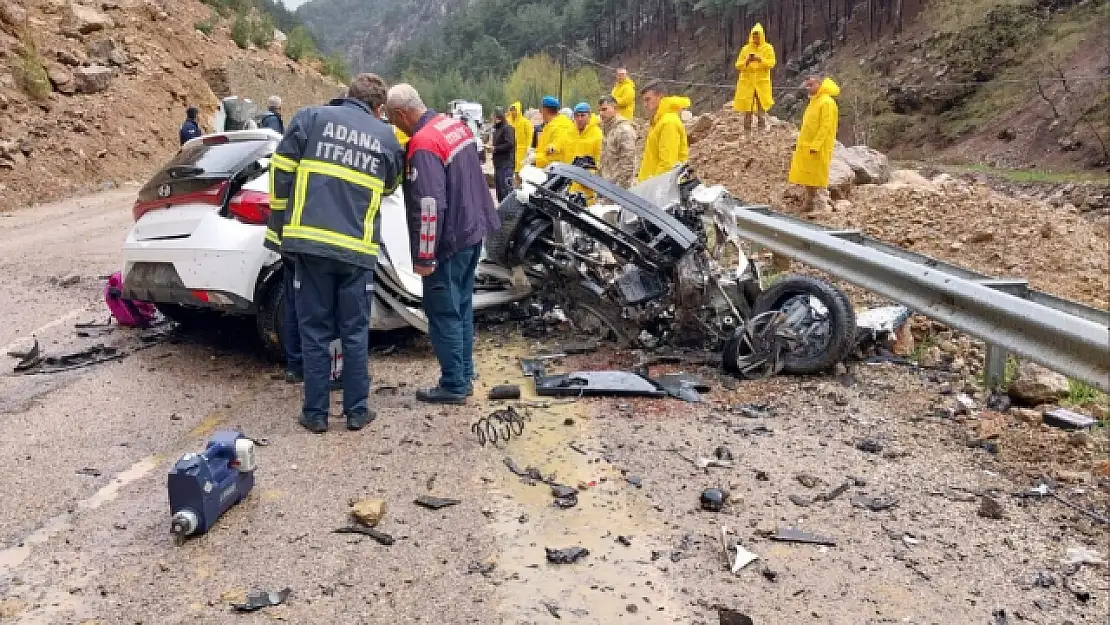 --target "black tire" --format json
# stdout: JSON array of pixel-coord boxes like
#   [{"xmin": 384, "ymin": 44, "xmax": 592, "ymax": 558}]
[
  {"xmin": 255, "ymin": 277, "xmax": 285, "ymax": 363},
  {"xmin": 485, "ymin": 194, "xmax": 527, "ymax": 266},
  {"xmin": 156, "ymin": 303, "xmax": 219, "ymax": 328},
  {"xmin": 751, "ymin": 275, "xmax": 856, "ymax": 375}
]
